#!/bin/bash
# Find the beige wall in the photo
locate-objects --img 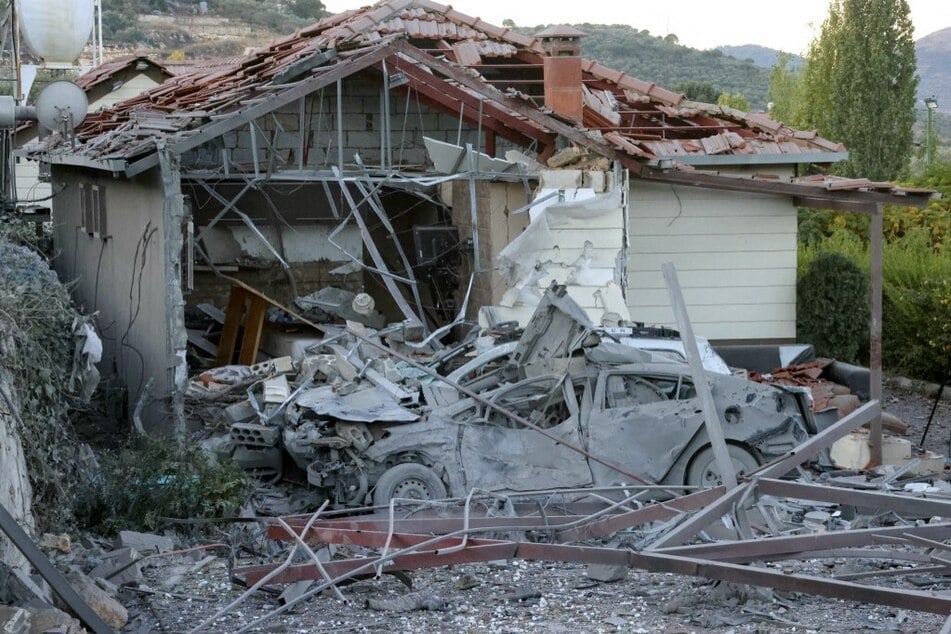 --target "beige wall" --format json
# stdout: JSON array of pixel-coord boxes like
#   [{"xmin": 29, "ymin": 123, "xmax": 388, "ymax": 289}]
[
  {"xmin": 626, "ymin": 177, "xmax": 798, "ymax": 341},
  {"xmin": 88, "ymin": 73, "xmax": 163, "ymax": 111},
  {"xmin": 50, "ymin": 166, "xmax": 175, "ymax": 428},
  {"xmin": 13, "ymin": 157, "xmax": 51, "ymax": 205}
]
